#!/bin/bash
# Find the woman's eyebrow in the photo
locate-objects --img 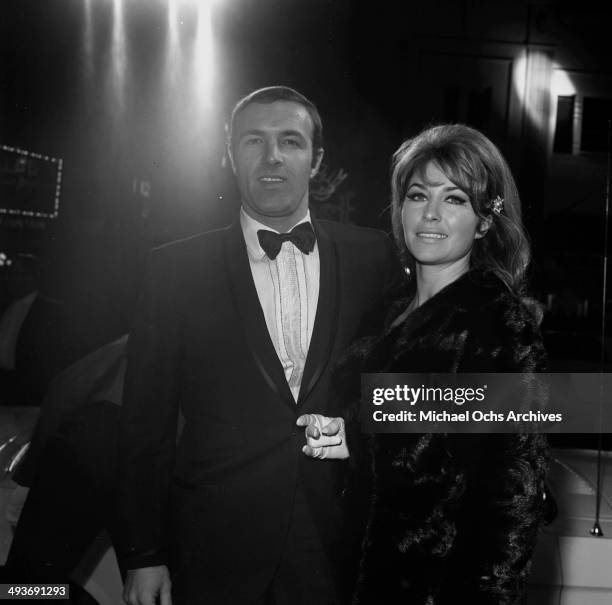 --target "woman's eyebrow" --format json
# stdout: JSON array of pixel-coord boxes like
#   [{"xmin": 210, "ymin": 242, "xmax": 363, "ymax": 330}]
[{"xmin": 408, "ymin": 181, "xmax": 466, "ymax": 192}]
